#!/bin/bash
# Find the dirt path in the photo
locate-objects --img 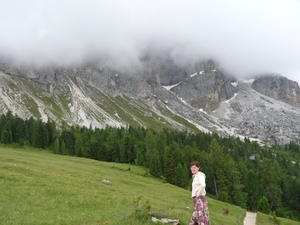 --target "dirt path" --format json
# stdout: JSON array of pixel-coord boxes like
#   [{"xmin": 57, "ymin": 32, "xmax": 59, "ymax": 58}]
[{"xmin": 243, "ymin": 212, "xmax": 257, "ymax": 225}]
